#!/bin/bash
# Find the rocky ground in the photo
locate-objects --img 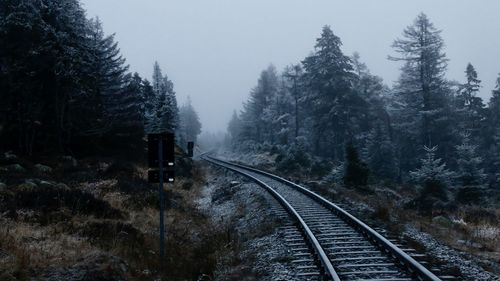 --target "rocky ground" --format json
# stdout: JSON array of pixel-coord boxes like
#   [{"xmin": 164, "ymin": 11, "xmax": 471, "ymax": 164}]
[
  {"xmin": 198, "ymin": 164, "xmax": 303, "ymax": 281},
  {"xmin": 404, "ymin": 226, "xmax": 500, "ymax": 281}
]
